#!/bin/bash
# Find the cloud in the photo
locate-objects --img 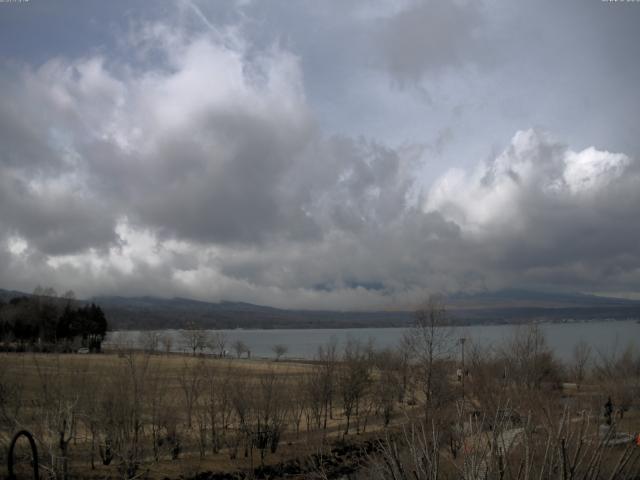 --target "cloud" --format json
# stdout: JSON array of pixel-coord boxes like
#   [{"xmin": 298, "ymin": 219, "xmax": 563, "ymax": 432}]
[
  {"xmin": 376, "ymin": 0, "xmax": 485, "ymax": 85},
  {"xmin": 1, "ymin": 5, "xmax": 640, "ymax": 310},
  {"xmin": 1, "ymin": 25, "xmax": 319, "ymax": 247},
  {"xmin": 0, "ymin": 23, "xmax": 434, "ymax": 307},
  {"xmin": 425, "ymin": 129, "xmax": 640, "ymax": 293}
]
